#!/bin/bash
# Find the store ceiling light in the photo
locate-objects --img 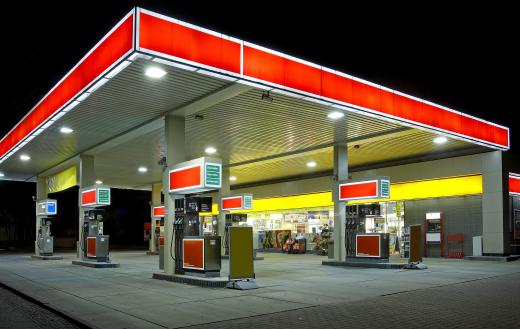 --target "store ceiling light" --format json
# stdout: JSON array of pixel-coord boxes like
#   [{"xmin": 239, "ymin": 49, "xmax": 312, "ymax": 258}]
[
  {"xmin": 138, "ymin": 166, "xmax": 148, "ymax": 173},
  {"xmin": 229, "ymin": 176, "xmax": 237, "ymax": 181},
  {"xmin": 20, "ymin": 154, "xmax": 31, "ymax": 161},
  {"xmin": 306, "ymin": 161, "xmax": 317, "ymax": 168},
  {"xmin": 60, "ymin": 127, "xmax": 74, "ymax": 134},
  {"xmin": 327, "ymin": 111, "xmax": 344, "ymax": 119},
  {"xmin": 95, "ymin": 180, "xmax": 103, "ymax": 185},
  {"xmin": 145, "ymin": 66, "xmax": 167, "ymax": 79},
  {"xmin": 205, "ymin": 146, "xmax": 217, "ymax": 154},
  {"xmin": 433, "ymin": 136, "xmax": 448, "ymax": 144}
]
